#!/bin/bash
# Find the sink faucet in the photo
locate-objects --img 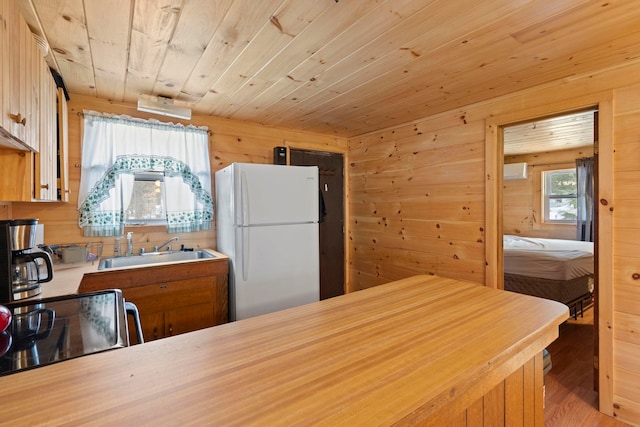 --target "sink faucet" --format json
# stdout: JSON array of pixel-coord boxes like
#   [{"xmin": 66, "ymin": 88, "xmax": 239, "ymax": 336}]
[{"xmin": 154, "ymin": 236, "xmax": 179, "ymax": 252}]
